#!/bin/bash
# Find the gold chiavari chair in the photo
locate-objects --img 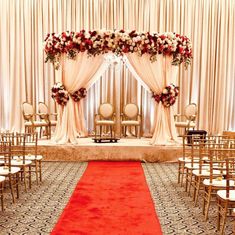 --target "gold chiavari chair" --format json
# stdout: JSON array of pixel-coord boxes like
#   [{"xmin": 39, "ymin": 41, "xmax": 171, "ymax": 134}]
[
  {"xmin": 202, "ymin": 146, "xmax": 234, "ymax": 221},
  {"xmin": 184, "ymin": 137, "xmax": 213, "ymax": 194},
  {"xmin": 0, "ymin": 140, "xmax": 20, "ymax": 203},
  {"xmin": 216, "ymin": 150, "xmax": 235, "ymax": 235},
  {"xmin": 23, "ymin": 133, "xmax": 43, "ymax": 185},
  {"xmin": 191, "ymin": 141, "xmax": 224, "ymax": 207},
  {"xmin": 177, "ymin": 135, "xmax": 192, "ymax": 186},
  {"xmin": 1, "ymin": 133, "xmax": 33, "ymax": 191},
  {"xmin": 0, "ymin": 175, "xmax": 5, "ymax": 211},
  {"xmin": 185, "ymin": 136, "xmax": 228, "ymax": 196}
]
